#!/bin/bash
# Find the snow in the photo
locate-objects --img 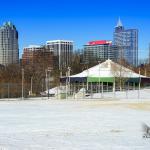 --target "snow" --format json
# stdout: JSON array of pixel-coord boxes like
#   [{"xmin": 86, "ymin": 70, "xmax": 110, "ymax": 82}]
[
  {"xmin": 0, "ymin": 97, "xmax": 149, "ymax": 149},
  {"xmin": 0, "ymin": 89, "xmax": 150, "ymax": 149},
  {"xmin": 70, "ymin": 59, "xmax": 146, "ymax": 78},
  {"xmin": 91, "ymin": 89, "xmax": 150, "ymax": 100}
]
